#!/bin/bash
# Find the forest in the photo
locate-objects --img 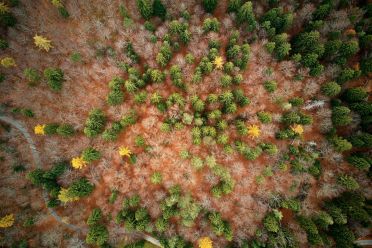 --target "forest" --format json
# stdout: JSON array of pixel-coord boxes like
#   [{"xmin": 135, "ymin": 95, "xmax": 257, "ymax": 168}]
[{"xmin": 0, "ymin": 0, "xmax": 371, "ymax": 247}]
